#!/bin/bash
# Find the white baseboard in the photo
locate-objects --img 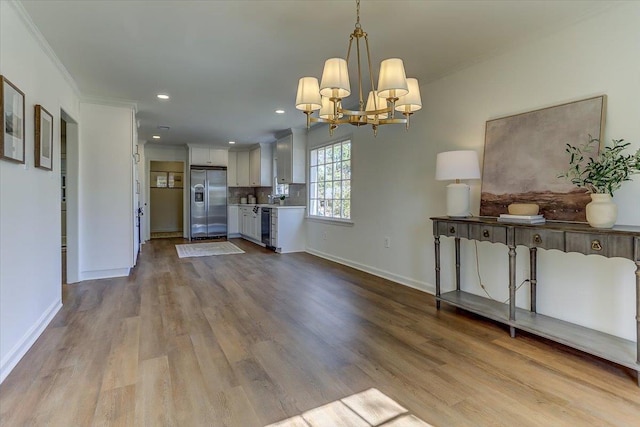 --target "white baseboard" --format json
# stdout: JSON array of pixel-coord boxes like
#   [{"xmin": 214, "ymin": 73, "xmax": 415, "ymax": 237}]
[
  {"xmin": 80, "ymin": 267, "xmax": 131, "ymax": 281},
  {"xmin": 0, "ymin": 299, "xmax": 62, "ymax": 384},
  {"xmin": 305, "ymin": 248, "xmax": 436, "ymax": 295}
]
